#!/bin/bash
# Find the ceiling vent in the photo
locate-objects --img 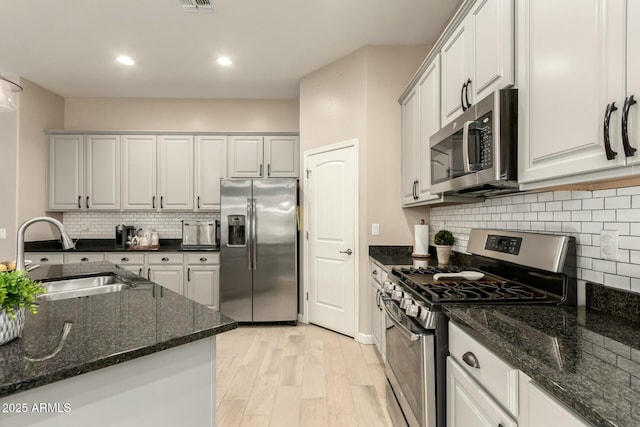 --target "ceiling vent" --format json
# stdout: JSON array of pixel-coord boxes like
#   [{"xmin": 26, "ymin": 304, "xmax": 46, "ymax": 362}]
[{"xmin": 179, "ymin": 0, "xmax": 213, "ymax": 12}]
